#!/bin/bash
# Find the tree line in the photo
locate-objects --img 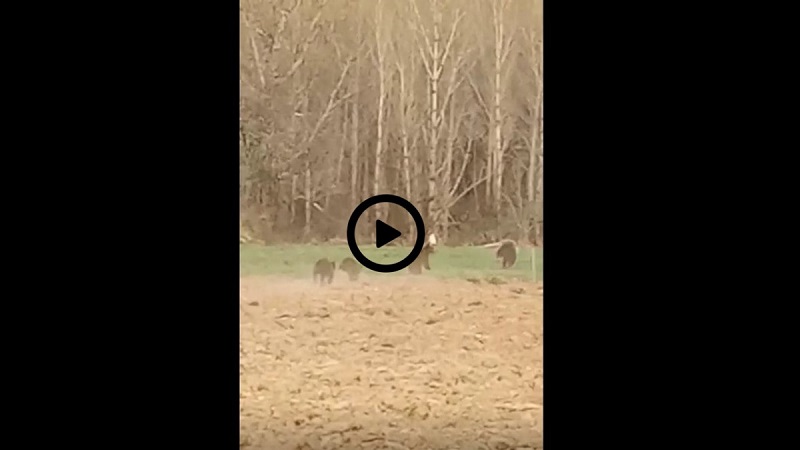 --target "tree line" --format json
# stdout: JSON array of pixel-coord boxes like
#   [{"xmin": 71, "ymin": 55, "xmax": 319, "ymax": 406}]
[{"xmin": 240, "ymin": 0, "xmax": 542, "ymax": 246}]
